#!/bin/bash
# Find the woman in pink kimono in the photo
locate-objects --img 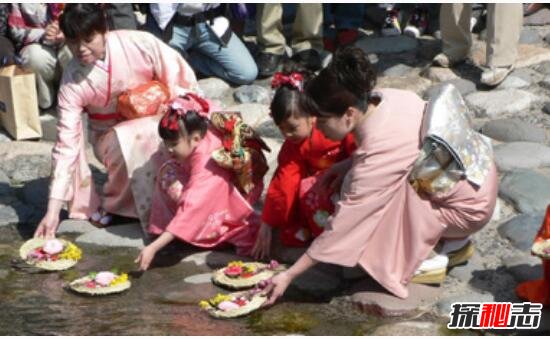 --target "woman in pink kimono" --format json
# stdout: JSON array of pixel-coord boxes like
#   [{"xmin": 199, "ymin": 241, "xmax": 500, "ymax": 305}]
[
  {"xmin": 34, "ymin": 4, "xmax": 199, "ymax": 238},
  {"xmin": 135, "ymin": 95, "xmax": 261, "ymax": 271},
  {"xmin": 263, "ymin": 46, "xmax": 498, "ymax": 303}
]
